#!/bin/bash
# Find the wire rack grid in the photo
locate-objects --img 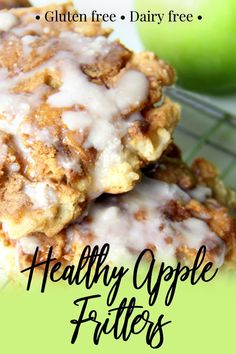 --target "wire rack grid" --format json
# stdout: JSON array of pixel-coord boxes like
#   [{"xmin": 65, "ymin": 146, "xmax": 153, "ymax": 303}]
[{"xmin": 166, "ymin": 87, "xmax": 236, "ymax": 189}]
